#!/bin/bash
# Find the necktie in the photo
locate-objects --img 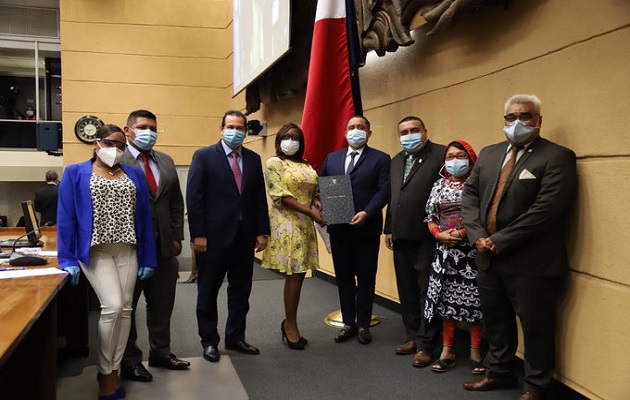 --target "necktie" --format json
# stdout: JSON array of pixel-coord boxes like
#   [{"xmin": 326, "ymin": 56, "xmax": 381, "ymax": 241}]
[
  {"xmin": 486, "ymin": 146, "xmax": 521, "ymax": 234},
  {"xmin": 346, "ymin": 151, "xmax": 358, "ymax": 174},
  {"xmin": 229, "ymin": 151, "xmax": 243, "ymax": 193},
  {"xmin": 141, "ymin": 153, "xmax": 158, "ymax": 196},
  {"xmin": 403, "ymin": 154, "xmax": 416, "ymax": 182}
]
